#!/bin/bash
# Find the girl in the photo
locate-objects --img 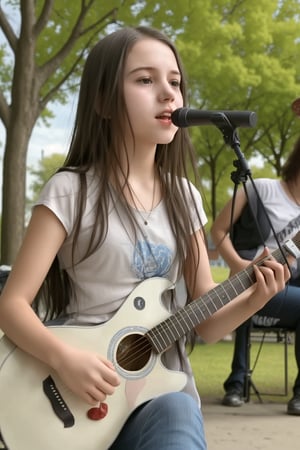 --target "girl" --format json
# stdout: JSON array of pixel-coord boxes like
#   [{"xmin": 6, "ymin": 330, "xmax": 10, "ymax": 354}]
[{"xmin": 0, "ymin": 26, "xmax": 289, "ymax": 450}]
